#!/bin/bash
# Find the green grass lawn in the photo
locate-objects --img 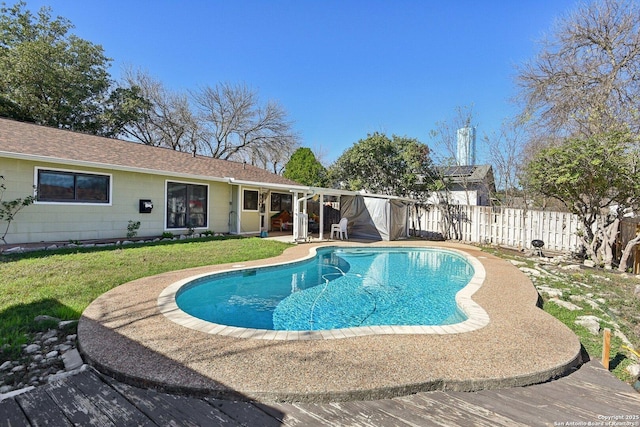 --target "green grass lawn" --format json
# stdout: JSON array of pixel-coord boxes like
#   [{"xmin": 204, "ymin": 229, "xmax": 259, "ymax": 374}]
[{"xmin": 0, "ymin": 236, "xmax": 292, "ymax": 358}]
